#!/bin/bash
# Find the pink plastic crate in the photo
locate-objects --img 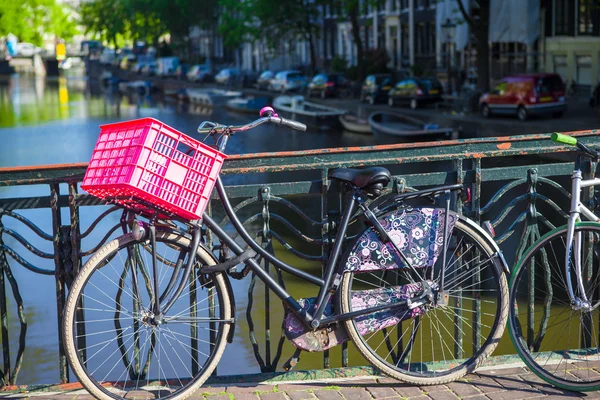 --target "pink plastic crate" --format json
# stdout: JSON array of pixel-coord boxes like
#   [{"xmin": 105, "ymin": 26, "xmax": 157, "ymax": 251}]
[{"xmin": 82, "ymin": 118, "xmax": 226, "ymax": 220}]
